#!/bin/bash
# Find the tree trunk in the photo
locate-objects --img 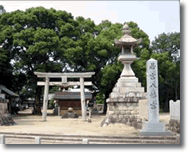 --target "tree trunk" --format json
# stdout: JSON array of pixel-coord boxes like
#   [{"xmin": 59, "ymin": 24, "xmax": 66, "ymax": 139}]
[
  {"xmin": 175, "ymin": 83, "xmax": 178, "ymax": 101},
  {"xmin": 164, "ymin": 91, "xmax": 169, "ymax": 112},
  {"xmin": 8, "ymin": 100, "xmax": 12, "ymax": 114},
  {"xmin": 32, "ymin": 76, "xmax": 42, "ymax": 115},
  {"xmin": 103, "ymin": 93, "xmax": 109, "ymax": 114},
  {"xmin": 103, "ymin": 102, "xmax": 107, "ymax": 114}
]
